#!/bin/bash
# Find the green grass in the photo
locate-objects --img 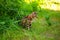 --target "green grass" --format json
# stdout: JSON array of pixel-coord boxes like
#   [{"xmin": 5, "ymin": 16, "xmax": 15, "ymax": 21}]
[
  {"xmin": 0, "ymin": 0, "xmax": 60, "ymax": 40},
  {"xmin": 0, "ymin": 9, "xmax": 60, "ymax": 40}
]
